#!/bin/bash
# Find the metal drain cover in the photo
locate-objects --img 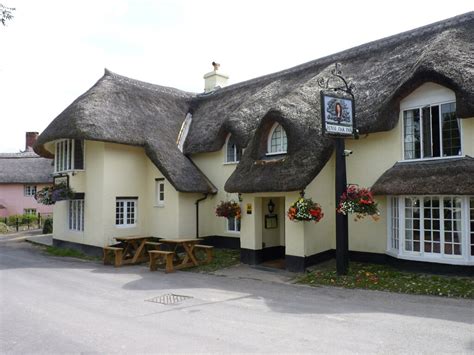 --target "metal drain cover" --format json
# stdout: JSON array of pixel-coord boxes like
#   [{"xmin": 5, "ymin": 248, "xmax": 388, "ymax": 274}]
[{"xmin": 145, "ymin": 294, "xmax": 192, "ymax": 305}]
